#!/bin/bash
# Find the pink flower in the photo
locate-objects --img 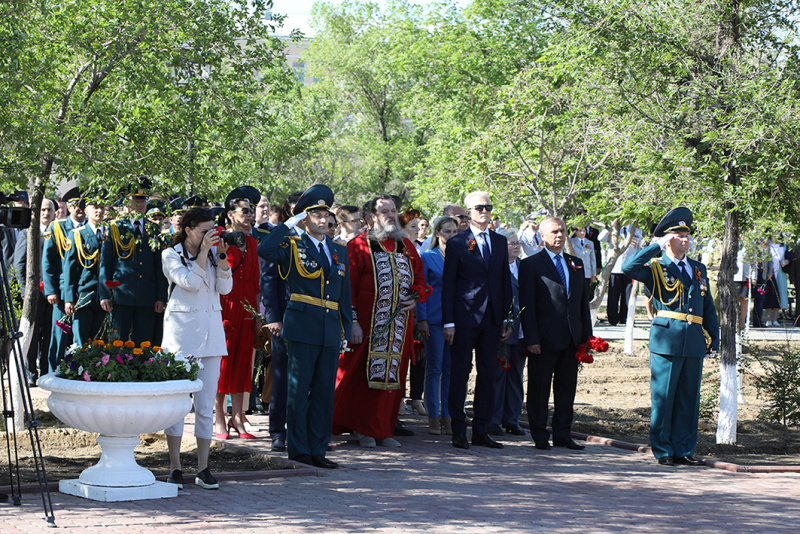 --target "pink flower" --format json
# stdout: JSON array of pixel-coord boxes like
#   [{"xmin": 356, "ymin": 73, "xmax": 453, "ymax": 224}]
[
  {"xmin": 126, "ymin": 354, "xmax": 133, "ymax": 361},
  {"xmin": 107, "ymin": 373, "xmax": 111, "ymax": 379},
  {"xmin": 116, "ymin": 355, "xmax": 124, "ymax": 365},
  {"xmin": 101, "ymin": 354, "xmax": 110, "ymax": 365},
  {"xmin": 83, "ymin": 371, "xmax": 91, "ymax": 381}
]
